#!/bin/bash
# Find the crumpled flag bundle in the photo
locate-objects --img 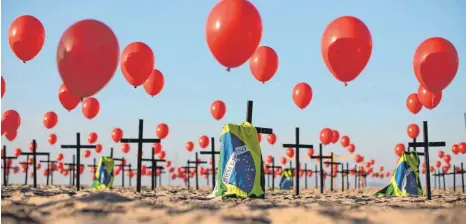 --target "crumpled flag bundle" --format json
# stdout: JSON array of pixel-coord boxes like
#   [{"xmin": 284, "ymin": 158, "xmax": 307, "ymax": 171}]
[{"xmin": 91, "ymin": 156, "xmax": 115, "ymax": 190}]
